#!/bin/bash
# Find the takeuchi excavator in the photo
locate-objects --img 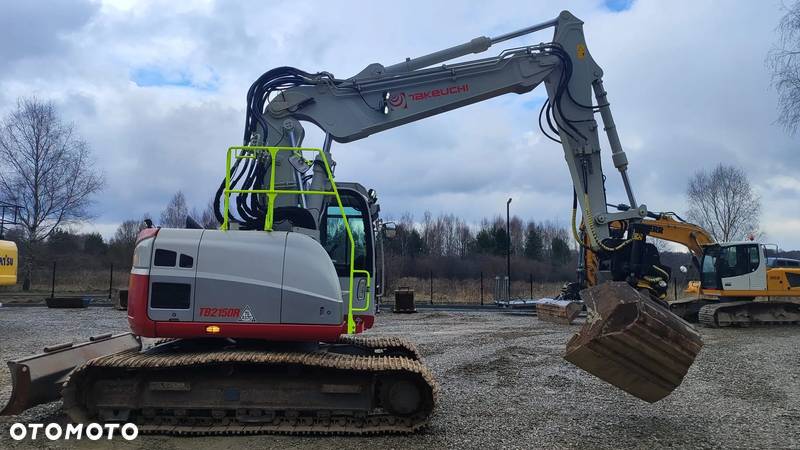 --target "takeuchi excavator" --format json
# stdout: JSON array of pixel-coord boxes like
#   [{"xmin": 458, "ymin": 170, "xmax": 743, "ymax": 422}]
[{"xmin": 2, "ymin": 11, "xmax": 706, "ymax": 434}]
